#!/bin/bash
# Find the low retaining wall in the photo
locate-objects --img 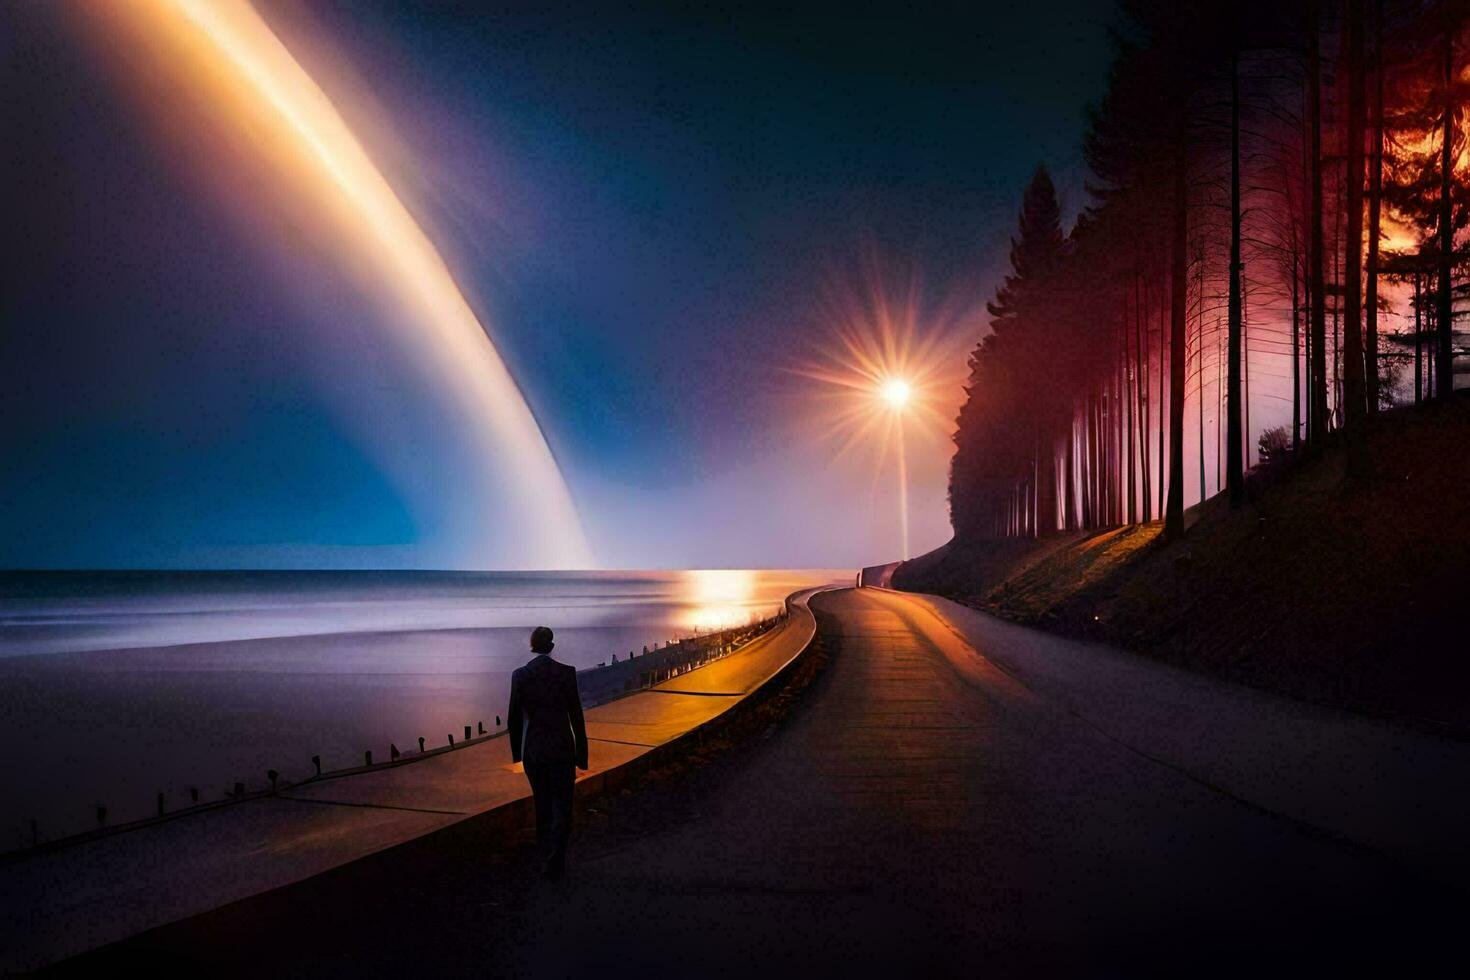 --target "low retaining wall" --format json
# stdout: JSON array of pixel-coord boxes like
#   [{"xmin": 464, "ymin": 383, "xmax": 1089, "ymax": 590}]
[
  {"xmin": 575, "ymin": 609, "xmax": 789, "ymax": 706},
  {"xmin": 312, "ymin": 589, "xmax": 824, "ymax": 866},
  {"xmin": 857, "ymin": 562, "xmax": 898, "ymax": 588},
  {"xmin": 6, "ymin": 603, "xmax": 798, "ymax": 859}
]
